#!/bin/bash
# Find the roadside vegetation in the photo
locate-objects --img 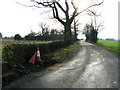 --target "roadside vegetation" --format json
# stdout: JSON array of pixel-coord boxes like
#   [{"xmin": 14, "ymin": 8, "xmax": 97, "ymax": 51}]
[
  {"xmin": 0, "ymin": 39, "xmax": 1, "ymax": 56},
  {"xmin": 48, "ymin": 41, "xmax": 80, "ymax": 62},
  {"xmin": 97, "ymin": 40, "xmax": 120, "ymax": 54},
  {"xmin": 0, "ymin": 45, "xmax": 1, "ymax": 56},
  {"xmin": 2, "ymin": 40, "xmax": 80, "ymax": 87}
]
